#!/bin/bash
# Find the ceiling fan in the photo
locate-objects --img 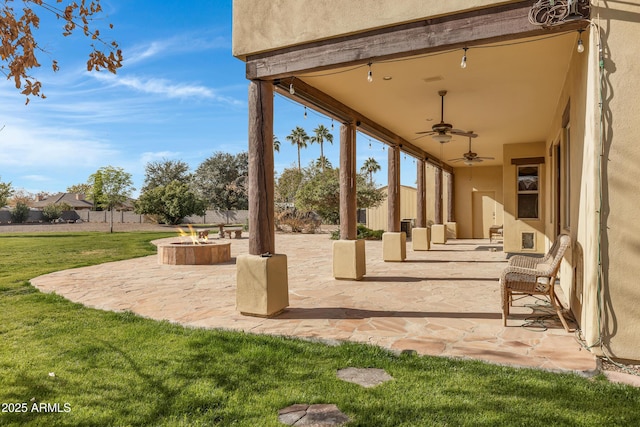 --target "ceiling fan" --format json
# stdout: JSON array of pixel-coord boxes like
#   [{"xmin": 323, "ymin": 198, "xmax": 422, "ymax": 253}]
[
  {"xmin": 449, "ymin": 135, "xmax": 495, "ymax": 165},
  {"xmin": 415, "ymin": 90, "xmax": 477, "ymax": 142}
]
